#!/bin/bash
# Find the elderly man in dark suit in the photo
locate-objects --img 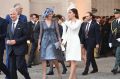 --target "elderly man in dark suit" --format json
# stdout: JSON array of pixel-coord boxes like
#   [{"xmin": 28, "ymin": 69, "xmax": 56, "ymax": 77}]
[
  {"xmin": 80, "ymin": 12, "xmax": 100, "ymax": 75},
  {"xmin": 6, "ymin": 8, "xmax": 30, "ymax": 79},
  {"xmin": 0, "ymin": 16, "xmax": 10, "ymax": 78},
  {"xmin": 5, "ymin": 3, "xmax": 28, "ymax": 79}
]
